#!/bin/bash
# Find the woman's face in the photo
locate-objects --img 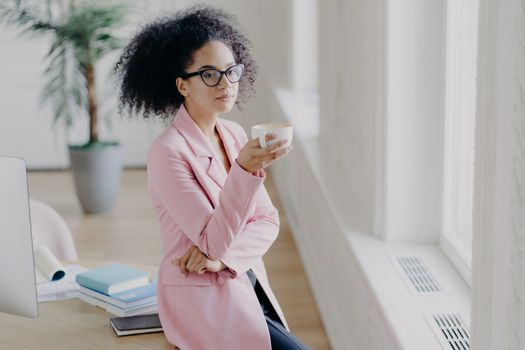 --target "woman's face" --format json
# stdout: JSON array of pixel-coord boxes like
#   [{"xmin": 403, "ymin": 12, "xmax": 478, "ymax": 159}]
[{"xmin": 176, "ymin": 40, "xmax": 239, "ymax": 116}]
